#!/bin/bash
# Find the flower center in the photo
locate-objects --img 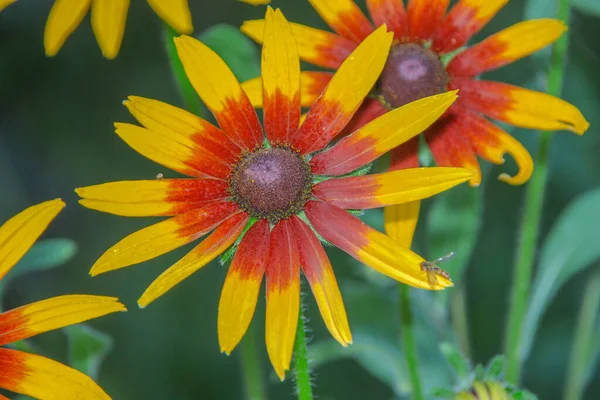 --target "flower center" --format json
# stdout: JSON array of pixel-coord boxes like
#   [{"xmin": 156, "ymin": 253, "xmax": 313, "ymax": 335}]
[
  {"xmin": 378, "ymin": 43, "xmax": 448, "ymax": 108},
  {"xmin": 229, "ymin": 146, "xmax": 313, "ymax": 223}
]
